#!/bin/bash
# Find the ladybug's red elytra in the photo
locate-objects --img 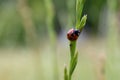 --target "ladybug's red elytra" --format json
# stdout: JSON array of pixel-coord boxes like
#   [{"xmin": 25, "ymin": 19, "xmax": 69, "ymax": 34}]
[{"xmin": 67, "ymin": 28, "xmax": 80, "ymax": 41}]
